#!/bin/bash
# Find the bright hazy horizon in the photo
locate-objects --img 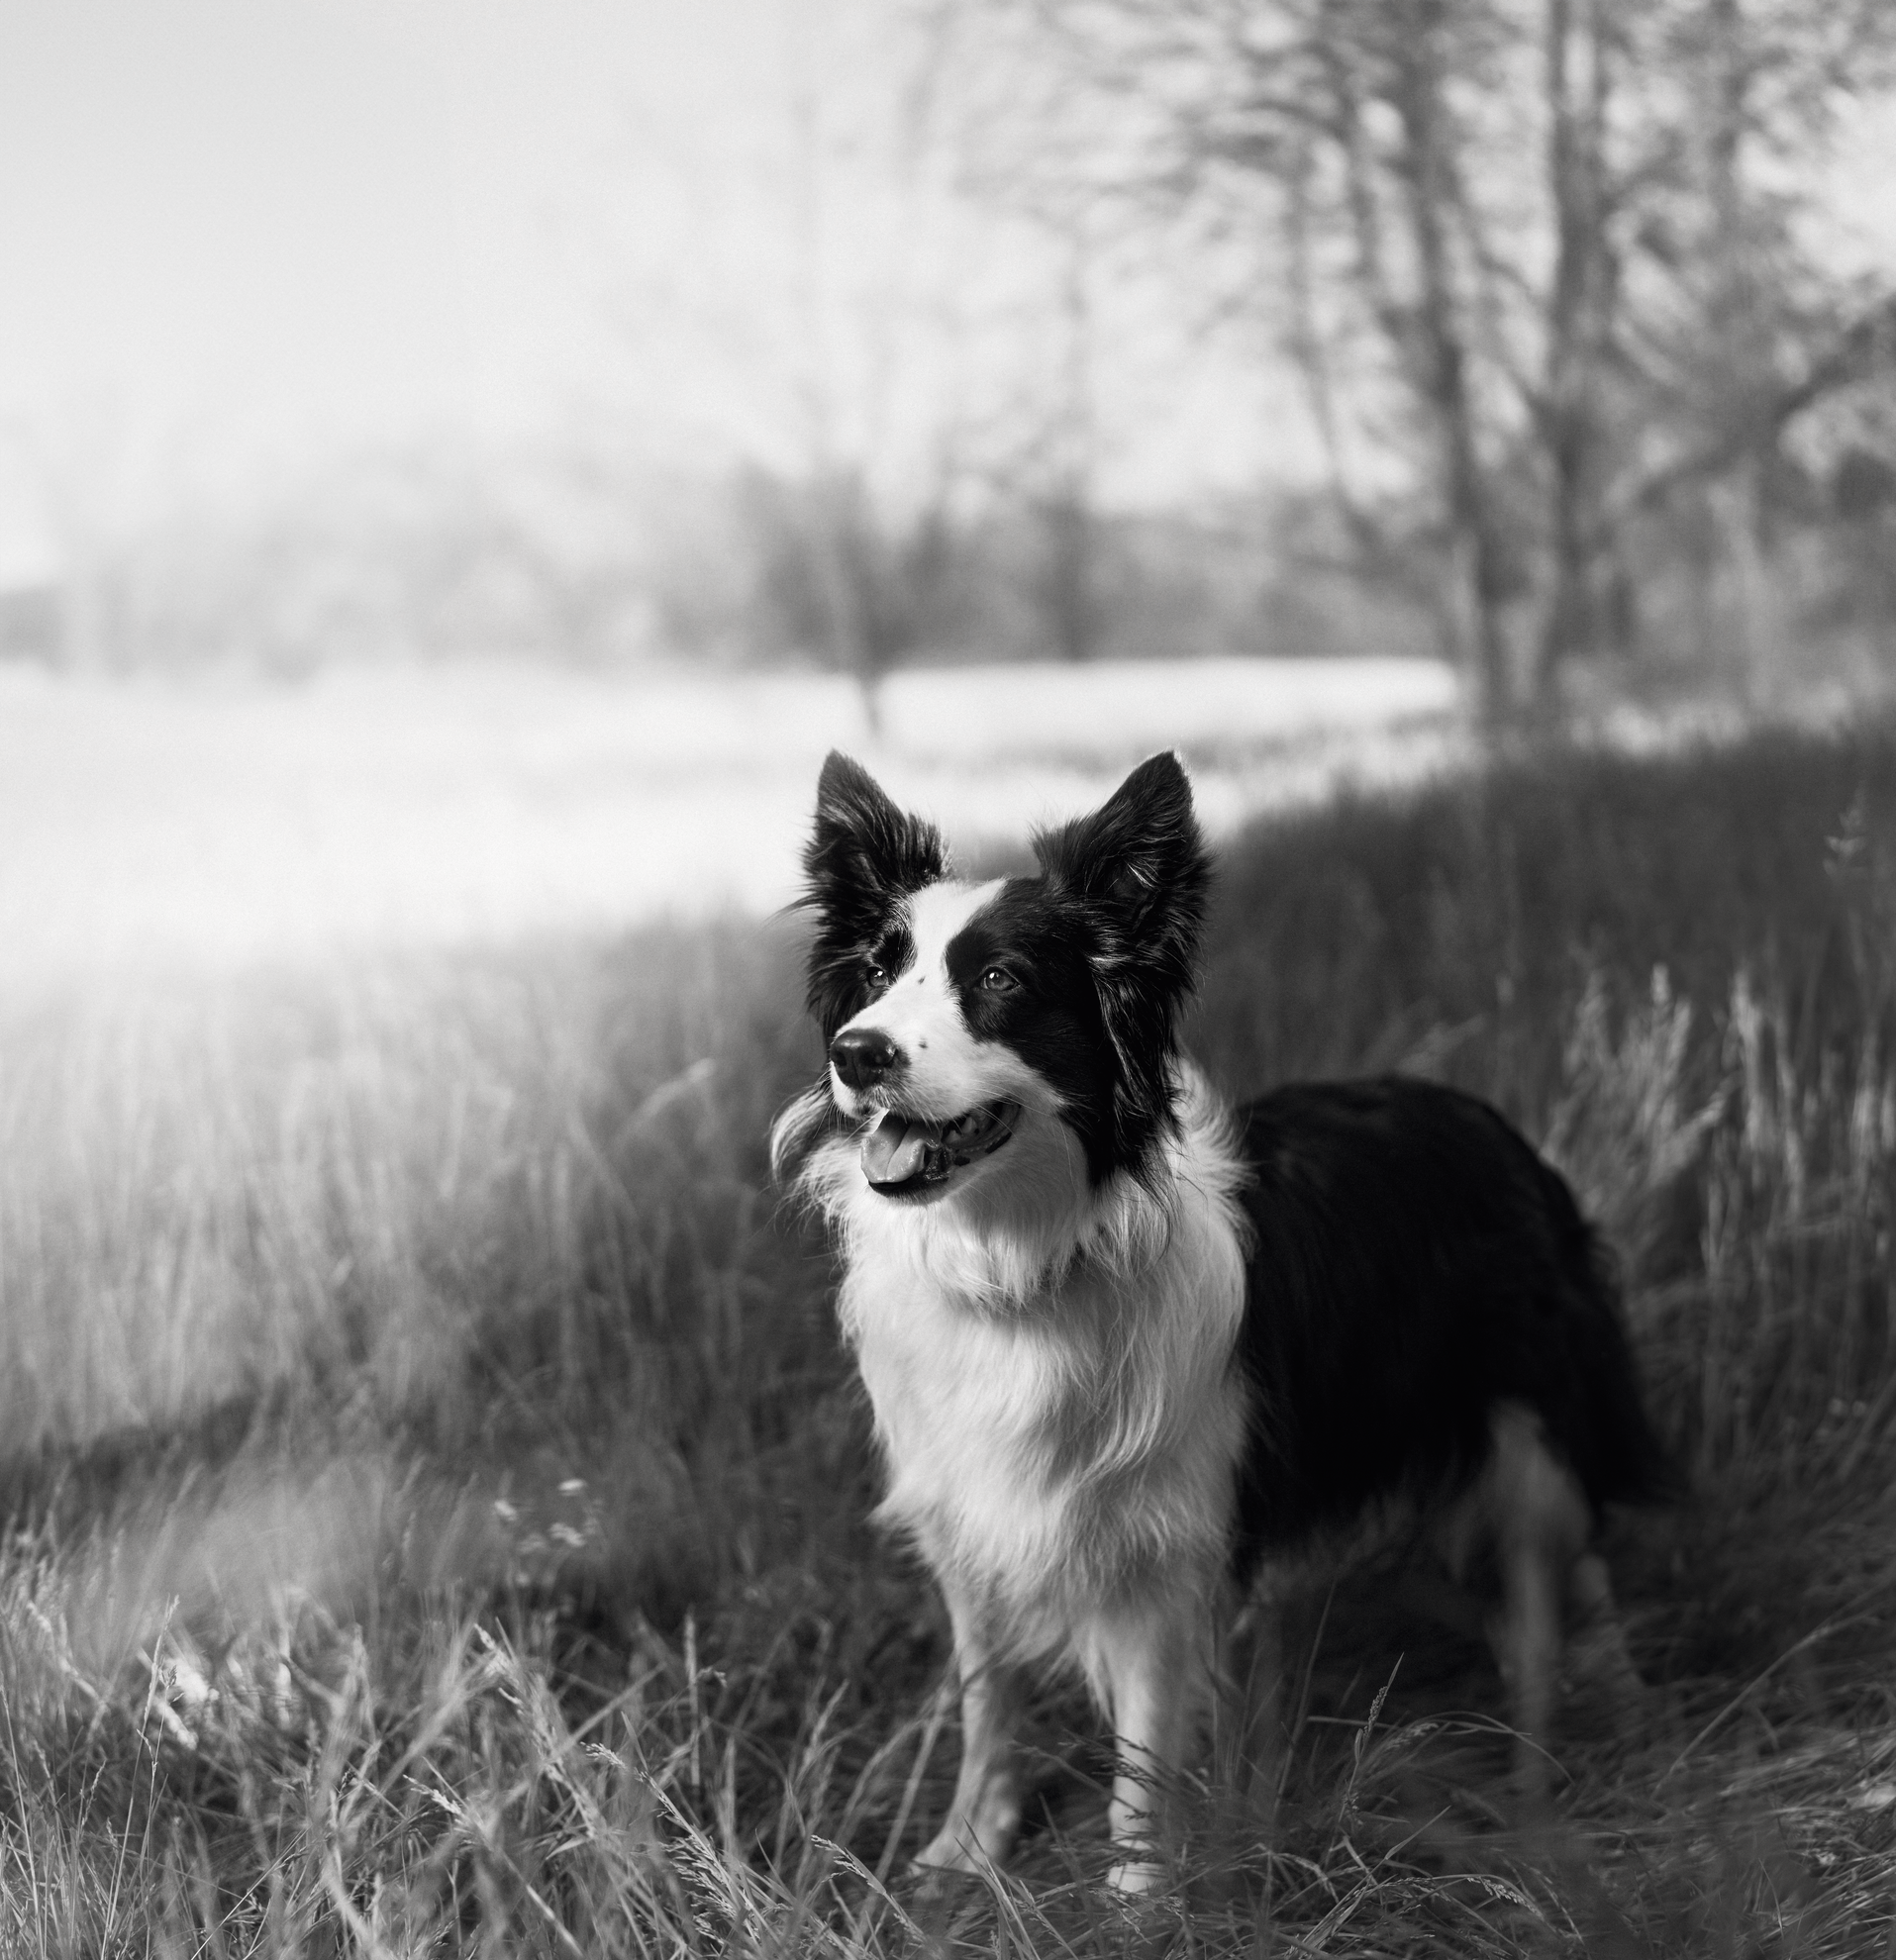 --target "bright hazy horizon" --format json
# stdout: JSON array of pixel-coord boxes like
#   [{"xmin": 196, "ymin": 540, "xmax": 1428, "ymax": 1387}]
[{"xmin": 0, "ymin": 0, "xmax": 1318, "ymax": 586}]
